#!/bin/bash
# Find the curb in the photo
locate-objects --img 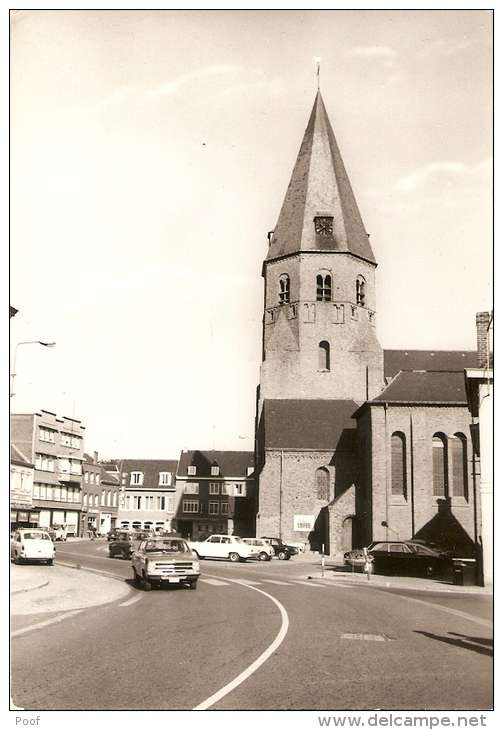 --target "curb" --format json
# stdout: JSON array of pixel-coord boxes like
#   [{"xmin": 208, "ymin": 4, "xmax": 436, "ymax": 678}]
[
  {"xmin": 11, "ymin": 580, "xmax": 50, "ymax": 595},
  {"xmin": 302, "ymin": 572, "xmax": 491, "ymax": 596}
]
